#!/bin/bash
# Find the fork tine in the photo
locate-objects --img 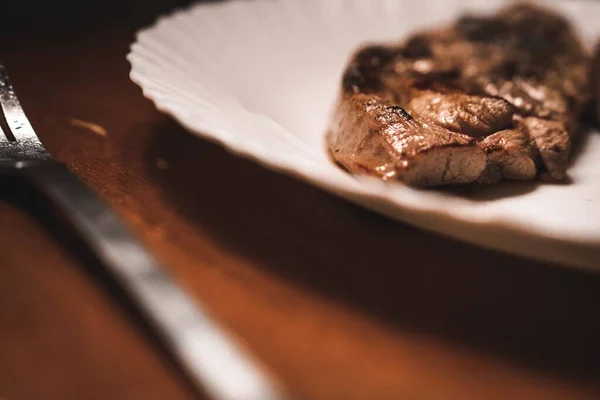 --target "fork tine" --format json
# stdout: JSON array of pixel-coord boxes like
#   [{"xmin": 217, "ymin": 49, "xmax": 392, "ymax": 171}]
[{"xmin": 0, "ymin": 64, "xmax": 38, "ymax": 142}]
